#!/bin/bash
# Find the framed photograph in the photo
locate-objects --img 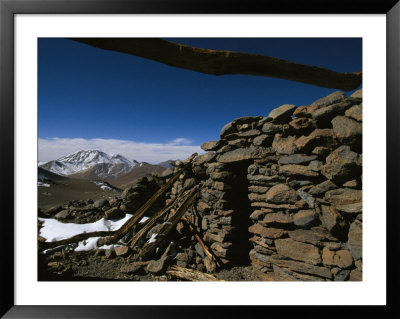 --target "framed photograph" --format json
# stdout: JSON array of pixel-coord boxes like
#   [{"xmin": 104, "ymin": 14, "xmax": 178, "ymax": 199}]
[{"xmin": 1, "ymin": 0, "xmax": 399, "ymax": 318}]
